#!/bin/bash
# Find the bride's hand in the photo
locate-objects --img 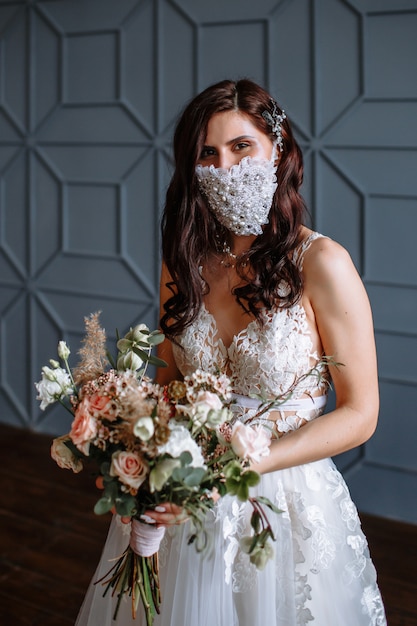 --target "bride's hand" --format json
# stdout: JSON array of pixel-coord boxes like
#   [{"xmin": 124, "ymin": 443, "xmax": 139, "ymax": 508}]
[{"xmin": 143, "ymin": 503, "xmax": 188, "ymax": 527}]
